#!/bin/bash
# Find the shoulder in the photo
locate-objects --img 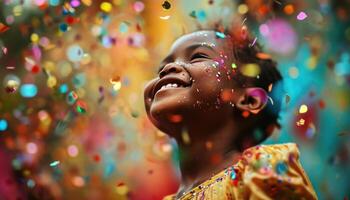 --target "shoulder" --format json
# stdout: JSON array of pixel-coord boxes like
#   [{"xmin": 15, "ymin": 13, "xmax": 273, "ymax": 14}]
[{"xmin": 233, "ymin": 143, "xmax": 317, "ymax": 199}]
